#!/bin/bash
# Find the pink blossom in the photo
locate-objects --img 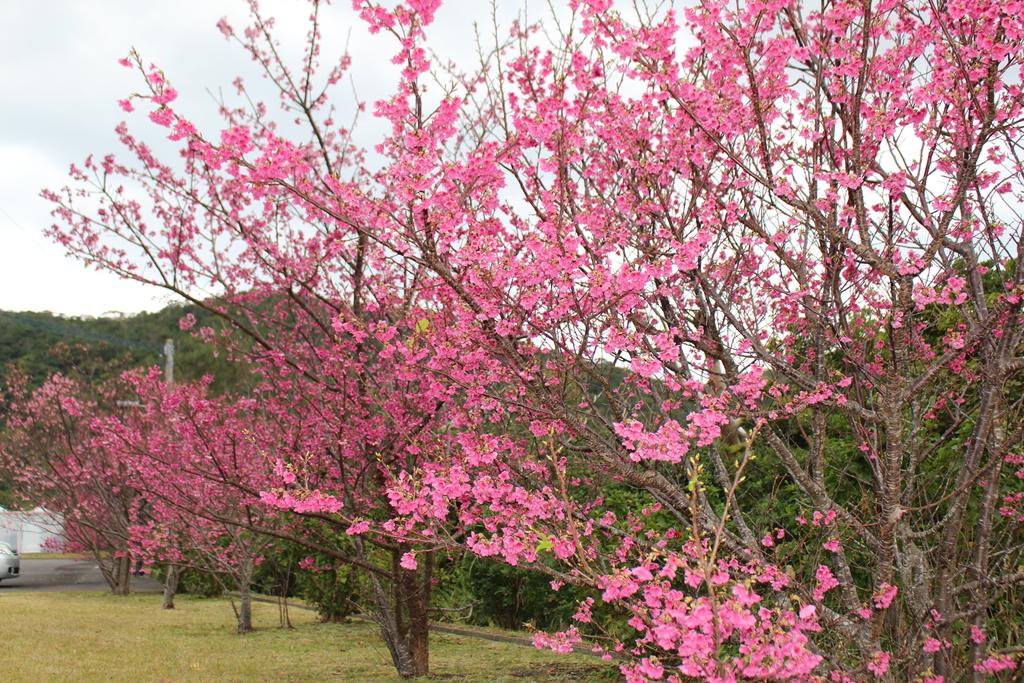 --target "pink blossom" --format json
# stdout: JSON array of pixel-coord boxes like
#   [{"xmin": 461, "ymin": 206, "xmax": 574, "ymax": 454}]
[
  {"xmin": 867, "ymin": 650, "xmax": 890, "ymax": 676},
  {"xmin": 974, "ymin": 654, "xmax": 1017, "ymax": 674},
  {"xmin": 399, "ymin": 552, "xmax": 418, "ymax": 570},
  {"xmin": 873, "ymin": 583, "xmax": 898, "ymax": 610},
  {"xmin": 813, "ymin": 565, "xmax": 839, "ymax": 601},
  {"xmin": 345, "ymin": 520, "xmax": 370, "ymax": 535}
]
